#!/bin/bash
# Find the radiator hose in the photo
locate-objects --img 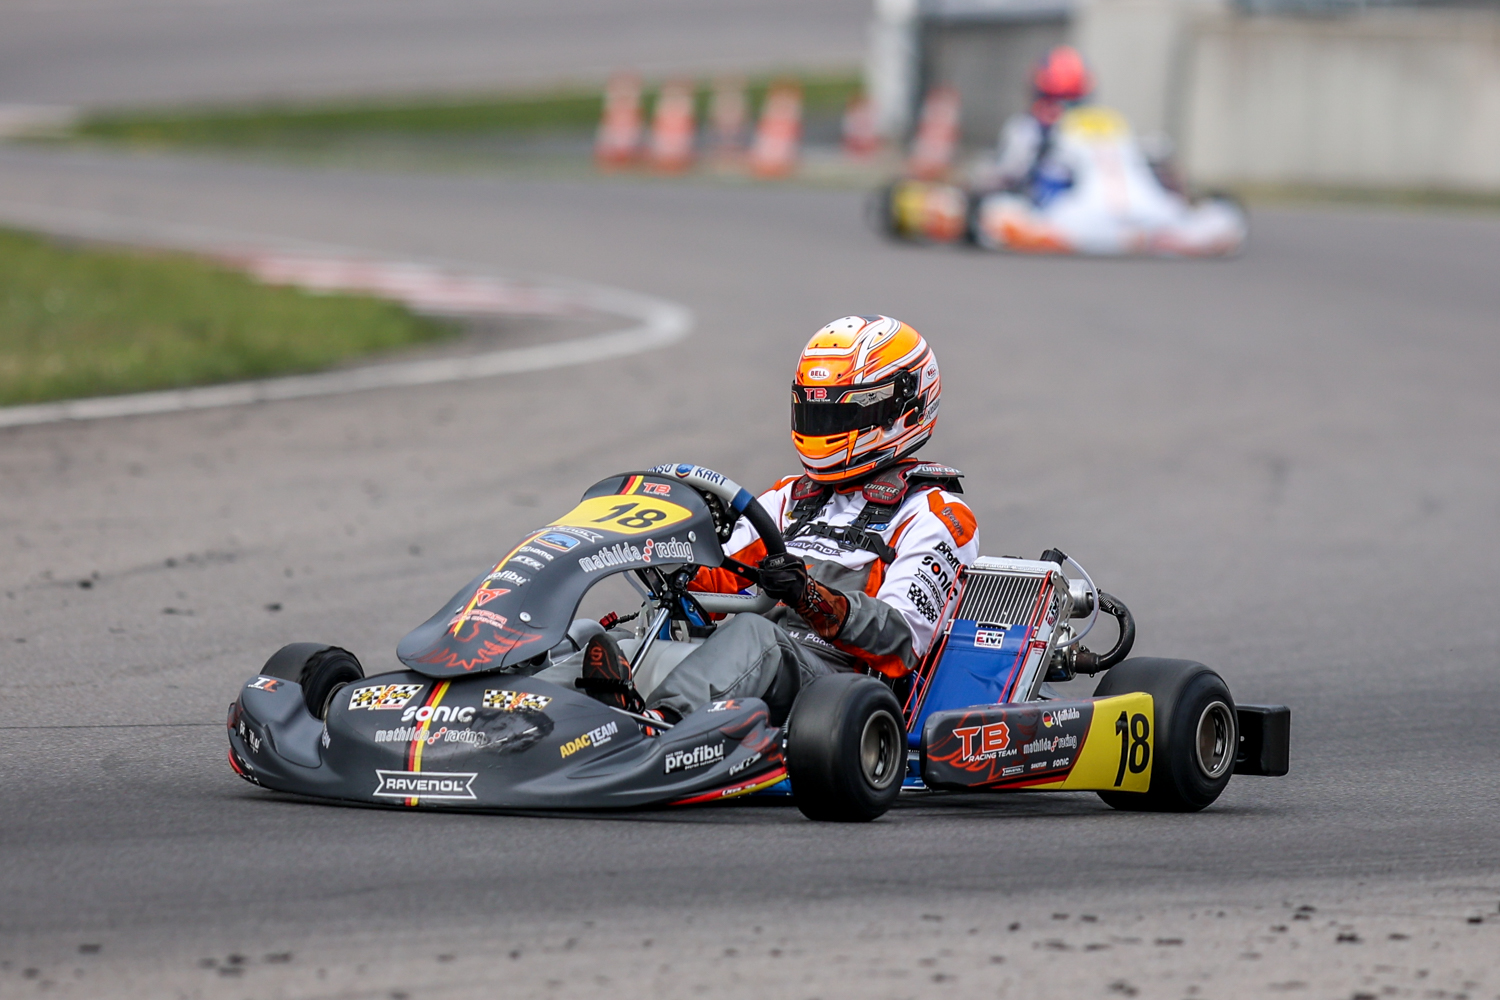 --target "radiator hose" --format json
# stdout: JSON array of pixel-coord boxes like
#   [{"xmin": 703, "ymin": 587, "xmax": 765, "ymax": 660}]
[{"xmin": 1073, "ymin": 592, "xmax": 1136, "ymax": 674}]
